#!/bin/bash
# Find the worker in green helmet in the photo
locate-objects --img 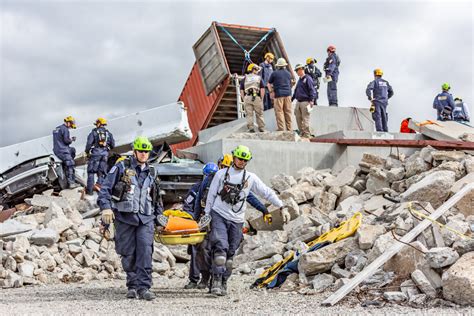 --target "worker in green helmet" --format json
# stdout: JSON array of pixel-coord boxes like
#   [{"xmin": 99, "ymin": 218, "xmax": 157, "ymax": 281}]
[
  {"xmin": 203, "ymin": 145, "xmax": 291, "ymax": 296},
  {"xmin": 98, "ymin": 136, "xmax": 162, "ymax": 301},
  {"xmin": 433, "ymin": 83, "xmax": 455, "ymax": 121}
]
